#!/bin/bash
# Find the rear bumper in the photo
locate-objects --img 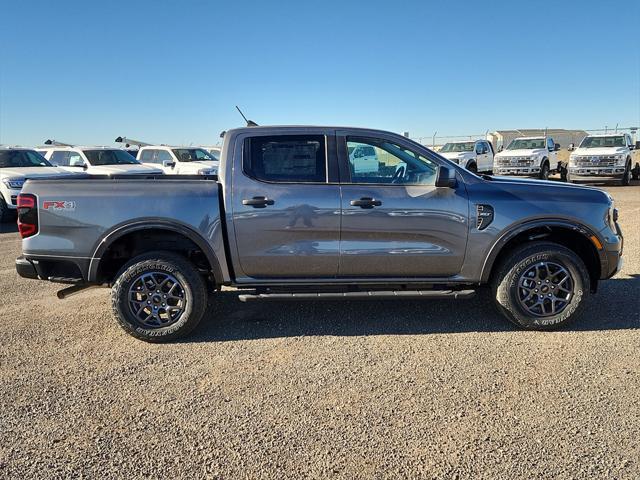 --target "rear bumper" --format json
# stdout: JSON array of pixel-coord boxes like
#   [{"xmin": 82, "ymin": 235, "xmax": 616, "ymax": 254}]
[
  {"xmin": 16, "ymin": 255, "xmax": 87, "ymax": 283},
  {"xmin": 15, "ymin": 256, "xmax": 39, "ymax": 279}
]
